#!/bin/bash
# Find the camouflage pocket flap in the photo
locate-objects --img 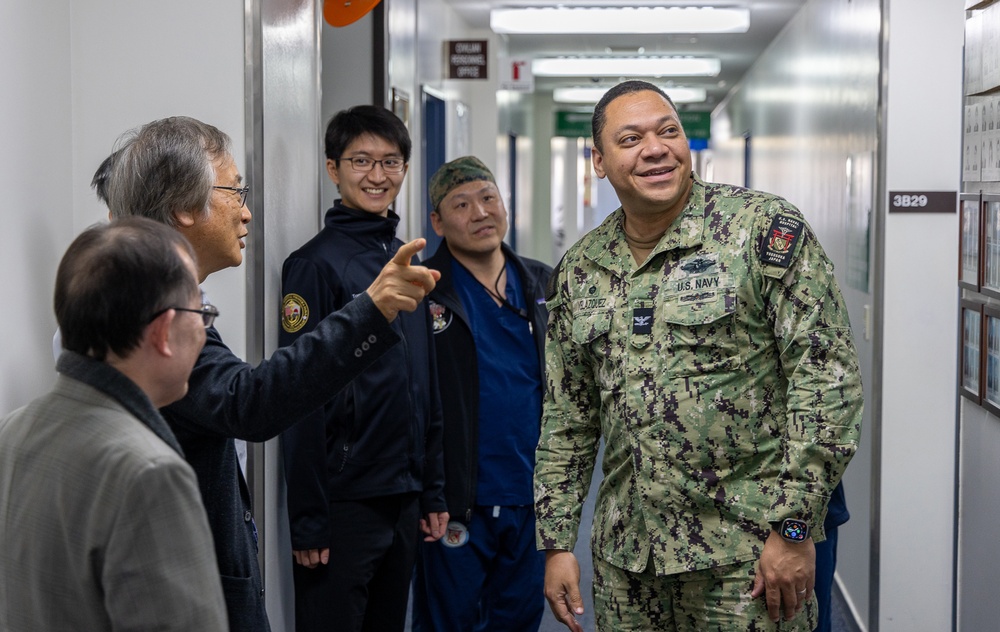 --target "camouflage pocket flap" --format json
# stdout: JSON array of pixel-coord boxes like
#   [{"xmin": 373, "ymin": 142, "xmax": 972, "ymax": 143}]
[{"xmin": 571, "ymin": 309, "xmax": 613, "ymax": 345}]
